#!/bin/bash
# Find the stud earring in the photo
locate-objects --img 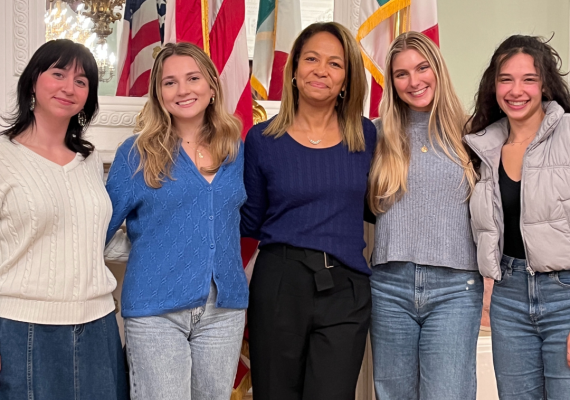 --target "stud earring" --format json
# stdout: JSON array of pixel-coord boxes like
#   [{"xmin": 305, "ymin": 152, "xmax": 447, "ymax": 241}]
[
  {"xmin": 339, "ymin": 90, "xmax": 346, "ymax": 99},
  {"xmin": 29, "ymin": 94, "xmax": 36, "ymax": 111},
  {"xmin": 210, "ymin": 96, "xmax": 215, "ymax": 105},
  {"xmin": 292, "ymin": 78, "xmax": 297, "ymax": 87}
]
